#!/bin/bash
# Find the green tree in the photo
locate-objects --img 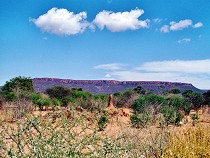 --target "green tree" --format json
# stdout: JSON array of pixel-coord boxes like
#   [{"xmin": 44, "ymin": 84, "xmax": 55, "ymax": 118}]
[
  {"xmin": 182, "ymin": 91, "xmax": 204, "ymax": 110},
  {"xmin": 134, "ymin": 86, "xmax": 146, "ymax": 95},
  {"xmin": 132, "ymin": 94, "xmax": 166, "ymax": 113},
  {"xmin": 46, "ymin": 86, "xmax": 71, "ymax": 99},
  {"xmin": 1, "ymin": 76, "xmax": 34, "ymax": 101},
  {"xmin": 203, "ymin": 90, "xmax": 210, "ymax": 105},
  {"xmin": 168, "ymin": 88, "xmax": 181, "ymax": 94}
]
